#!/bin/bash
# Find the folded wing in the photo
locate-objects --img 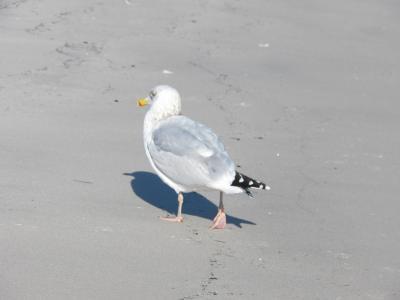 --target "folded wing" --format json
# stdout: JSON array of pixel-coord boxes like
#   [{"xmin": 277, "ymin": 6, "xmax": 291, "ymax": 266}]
[{"xmin": 147, "ymin": 116, "xmax": 235, "ymax": 190}]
